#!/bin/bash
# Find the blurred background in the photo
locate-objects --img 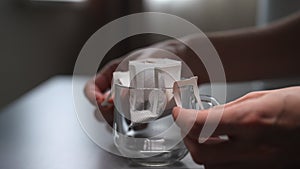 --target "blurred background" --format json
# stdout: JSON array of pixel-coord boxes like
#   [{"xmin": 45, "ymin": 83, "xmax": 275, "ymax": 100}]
[{"xmin": 0, "ymin": 0, "xmax": 299, "ymax": 109}]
